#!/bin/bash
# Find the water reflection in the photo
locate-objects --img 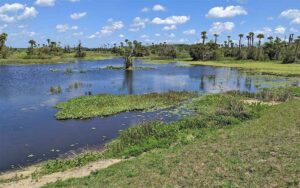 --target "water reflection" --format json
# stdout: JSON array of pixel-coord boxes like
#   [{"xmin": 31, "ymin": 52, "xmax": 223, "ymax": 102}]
[{"xmin": 122, "ymin": 70, "xmax": 134, "ymax": 94}]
